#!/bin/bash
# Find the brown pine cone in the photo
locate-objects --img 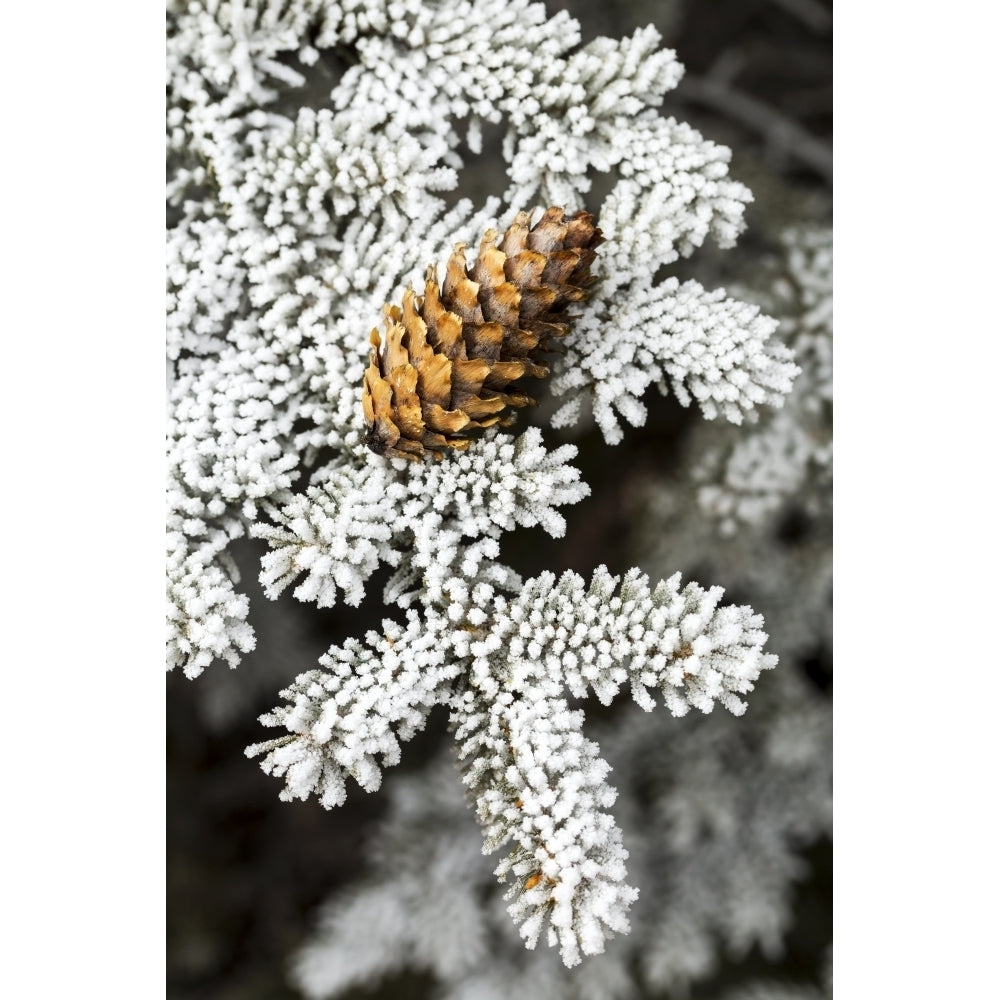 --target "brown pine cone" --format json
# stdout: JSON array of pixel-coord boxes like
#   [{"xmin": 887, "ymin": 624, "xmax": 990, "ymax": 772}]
[{"xmin": 361, "ymin": 207, "xmax": 603, "ymax": 461}]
